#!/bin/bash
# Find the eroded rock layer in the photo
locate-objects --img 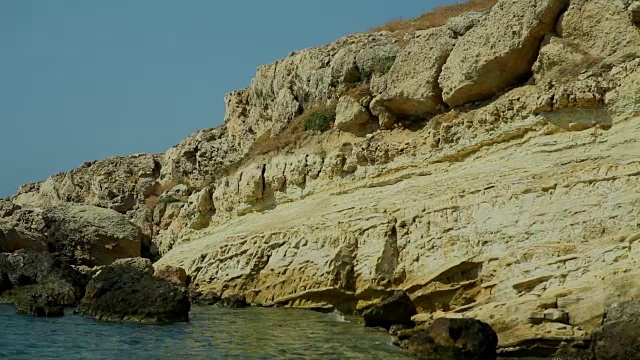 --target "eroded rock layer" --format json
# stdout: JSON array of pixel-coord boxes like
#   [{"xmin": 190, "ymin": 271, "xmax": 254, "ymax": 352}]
[{"xmin": 2, "ymin": 0, "xmax": 640, "ymax": 350}]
